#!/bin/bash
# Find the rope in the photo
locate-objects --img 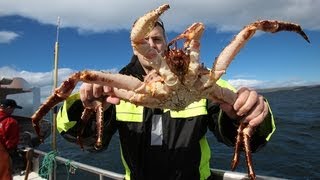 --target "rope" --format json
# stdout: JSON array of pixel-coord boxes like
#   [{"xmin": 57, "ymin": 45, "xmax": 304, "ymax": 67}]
[
  {"xmin": 38, "ymin": 150, "xmax": 78, "ymax": 180},
  {"xmin": 65, "ymin": 159, "xmax": 78, "ymax": 180},
  {"xmin": 38, "ymin": 150, "xmax": 58, "ymax": 179}
]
